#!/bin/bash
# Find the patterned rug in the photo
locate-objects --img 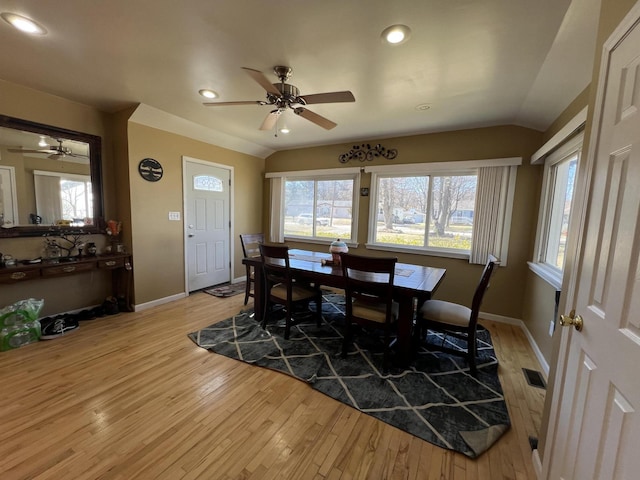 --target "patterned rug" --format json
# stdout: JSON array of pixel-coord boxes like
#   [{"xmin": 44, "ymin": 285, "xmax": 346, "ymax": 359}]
[
  {"xmin": 188, "ymin": 293, "xmax": 510, "ymax": 458},
  {"xmin": 203, "ymin": 282, "xmax": 246, "ymax": 298}
]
